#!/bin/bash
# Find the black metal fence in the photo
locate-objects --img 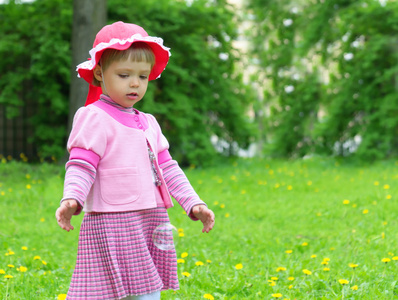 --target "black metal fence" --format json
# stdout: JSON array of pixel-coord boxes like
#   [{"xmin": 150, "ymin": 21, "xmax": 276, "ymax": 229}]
[{"xmin": 0, "ymin": 102, "xmax": 37, "ymax": 162}]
